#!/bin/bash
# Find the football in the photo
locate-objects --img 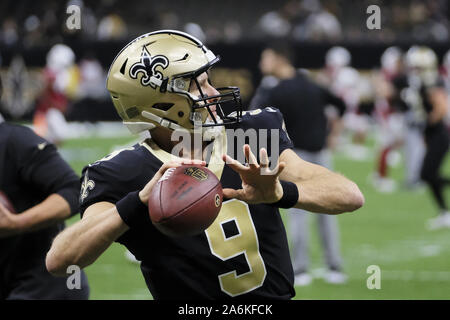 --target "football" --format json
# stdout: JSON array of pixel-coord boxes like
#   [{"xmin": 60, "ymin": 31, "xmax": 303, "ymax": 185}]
[
  {"xmin": 0, "ymin": 190, "xmax": 16, "ymax": 213},
  {"xmin": 148, "ymin": 164, "xmax": 223, "ymax": 237}
]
